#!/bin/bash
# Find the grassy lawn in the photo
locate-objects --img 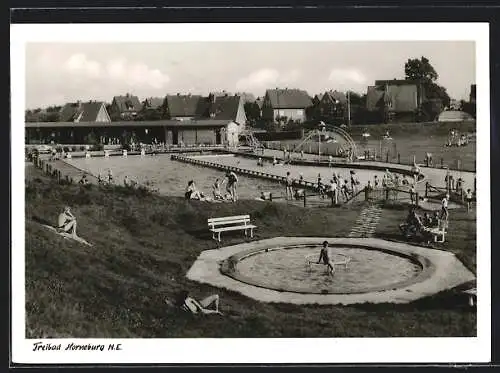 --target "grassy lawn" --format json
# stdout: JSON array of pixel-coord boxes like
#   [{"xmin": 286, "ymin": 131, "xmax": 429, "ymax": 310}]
[{"xmin": 25, "ymin": 165, "xmax": 476, "ymax": 338}]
